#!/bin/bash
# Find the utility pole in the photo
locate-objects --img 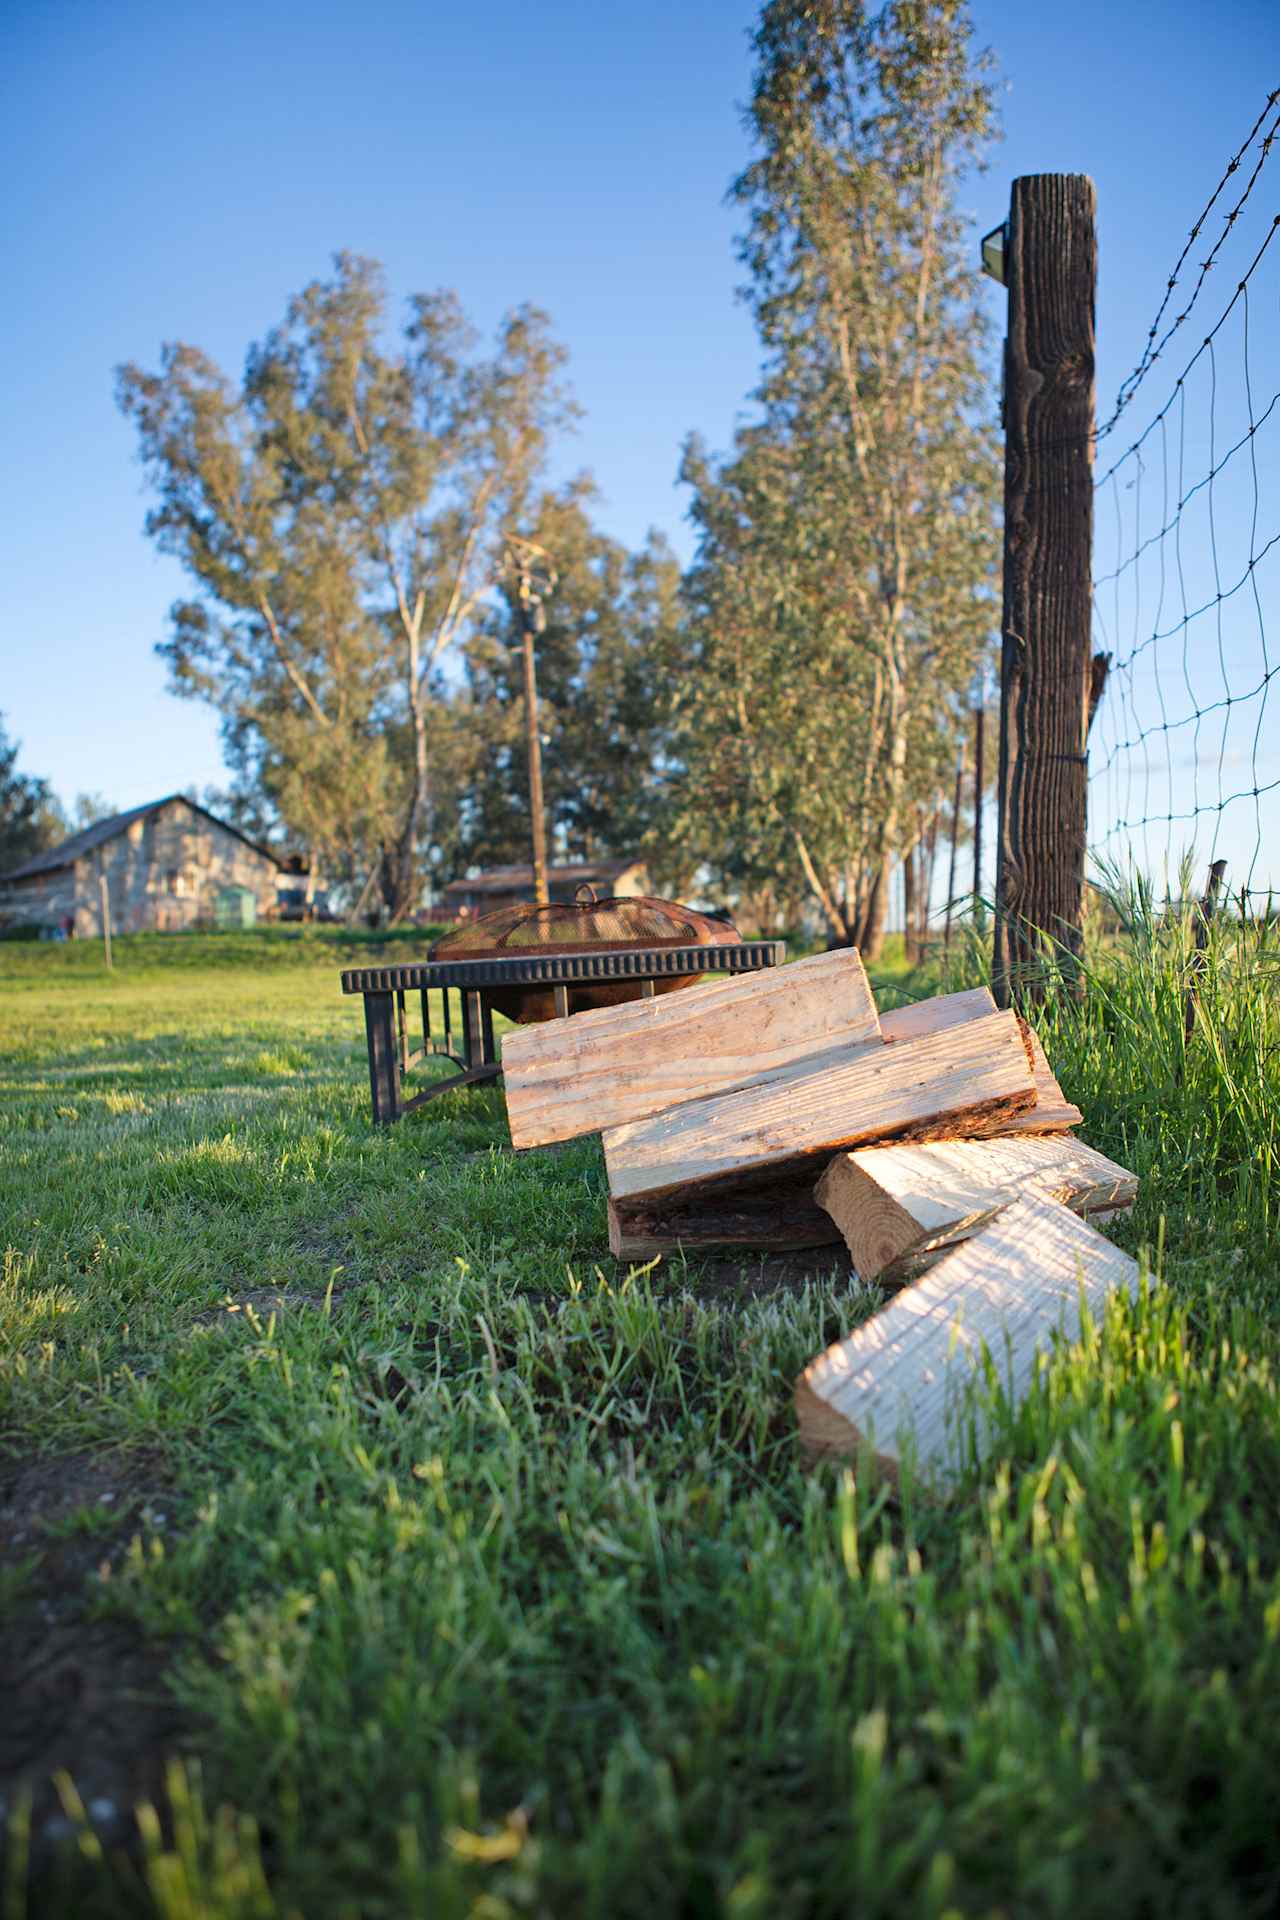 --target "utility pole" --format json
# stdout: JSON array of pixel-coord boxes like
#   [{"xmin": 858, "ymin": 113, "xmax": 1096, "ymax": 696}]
[
  {"xmin": 504, "ymin": 535, "xmax": 557, "ymax": 907},
  {"xmin": 973, "ymin": 698, "xmax": 985, "ymax": 926},
  {"xmin": 943, "ymin": 738, "xmax": 966, "ymax": 951}
]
